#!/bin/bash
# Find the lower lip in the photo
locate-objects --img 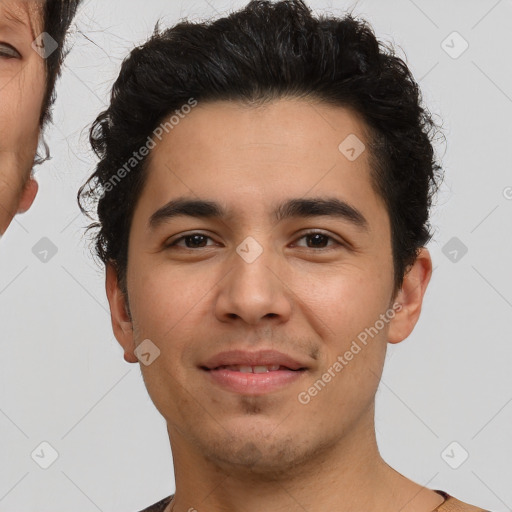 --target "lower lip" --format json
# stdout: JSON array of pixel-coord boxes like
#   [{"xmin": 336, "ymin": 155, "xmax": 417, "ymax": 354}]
[{"xmin": 204, "ymin": 368, "xmax": 306, "ymax": 395}]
